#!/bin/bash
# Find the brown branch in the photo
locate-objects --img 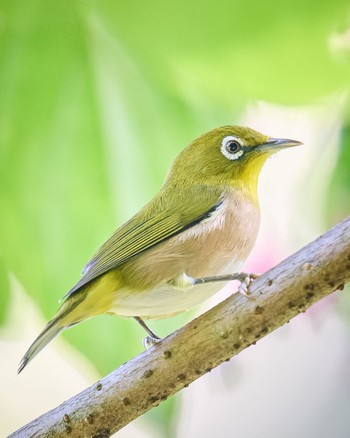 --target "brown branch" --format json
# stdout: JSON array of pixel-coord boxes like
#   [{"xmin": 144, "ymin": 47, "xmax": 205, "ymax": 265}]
[{"xmin": 10, "ymin": 216, "xmax": 350, "ymax": 438}]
